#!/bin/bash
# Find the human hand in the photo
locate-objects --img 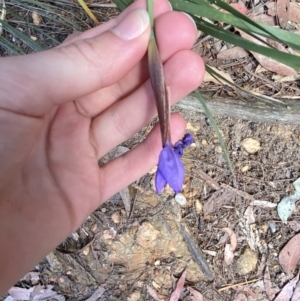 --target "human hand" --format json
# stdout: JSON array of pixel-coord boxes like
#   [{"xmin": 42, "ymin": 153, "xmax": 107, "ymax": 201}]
[{"xmin": 0, "ymin": 0, "xmax": 204, "ymax": 292}]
